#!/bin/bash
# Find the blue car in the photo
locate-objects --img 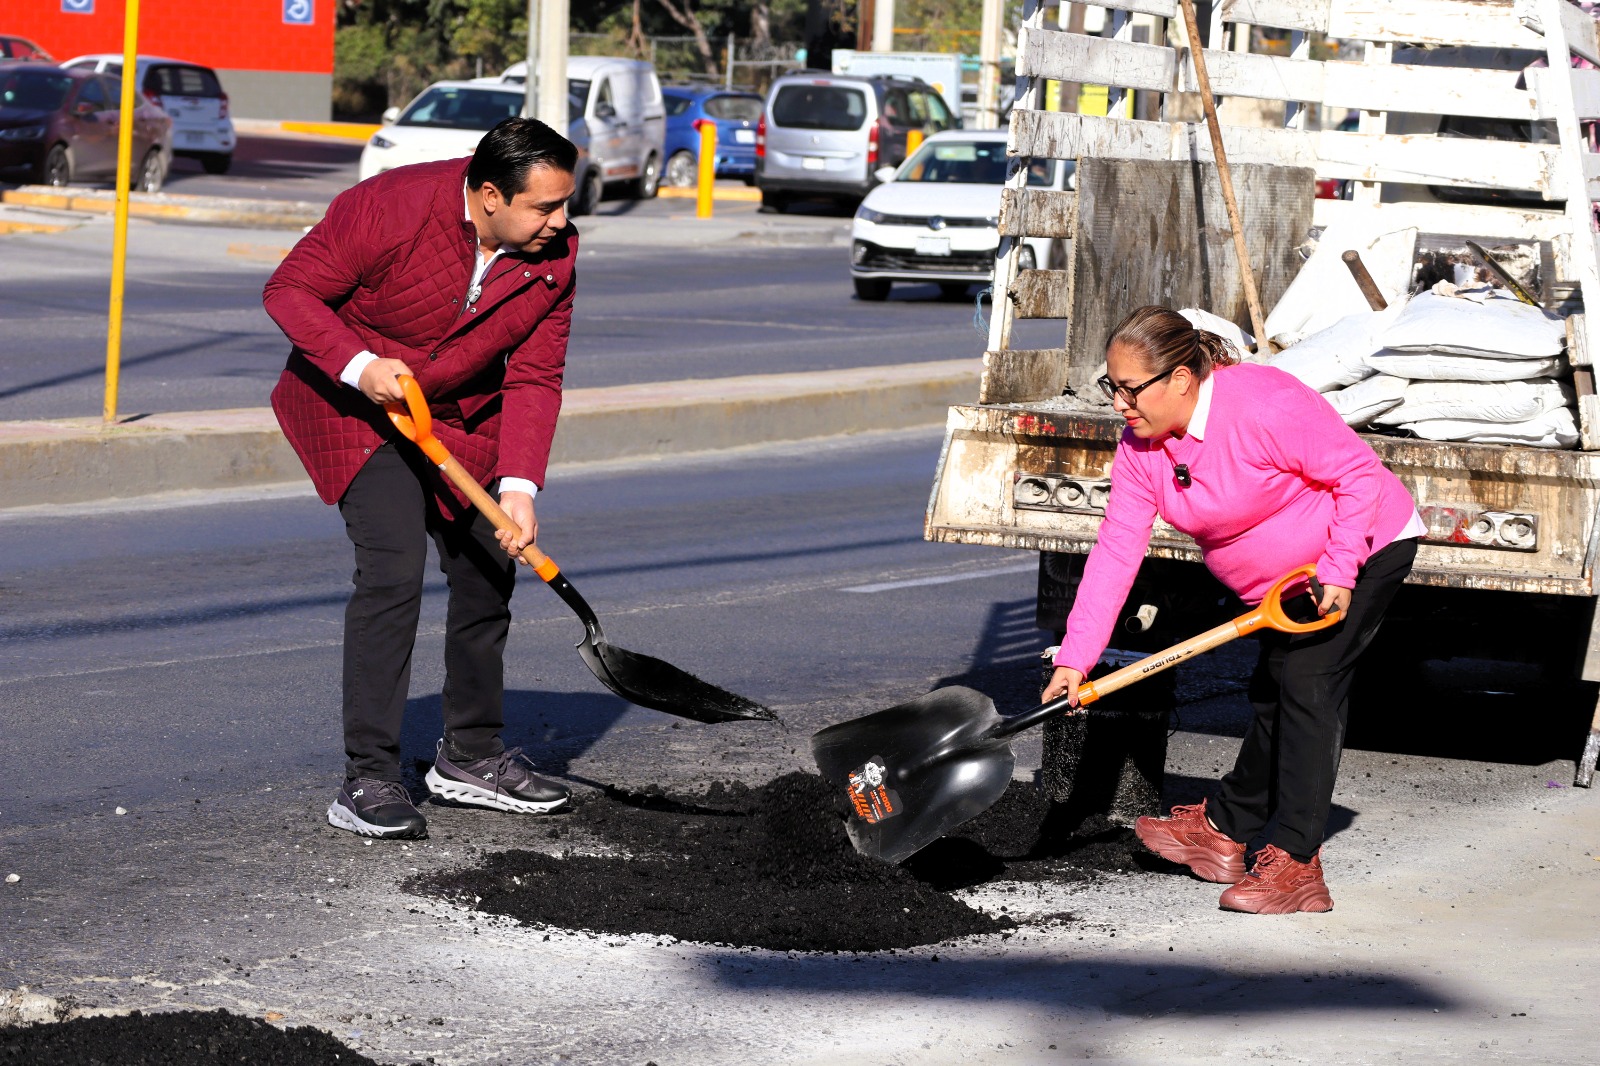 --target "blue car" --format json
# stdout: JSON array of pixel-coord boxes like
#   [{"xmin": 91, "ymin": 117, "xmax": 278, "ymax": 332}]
[{"xmin": 662, "ymin": 85, "xmax": 763, "ymax": 186}]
